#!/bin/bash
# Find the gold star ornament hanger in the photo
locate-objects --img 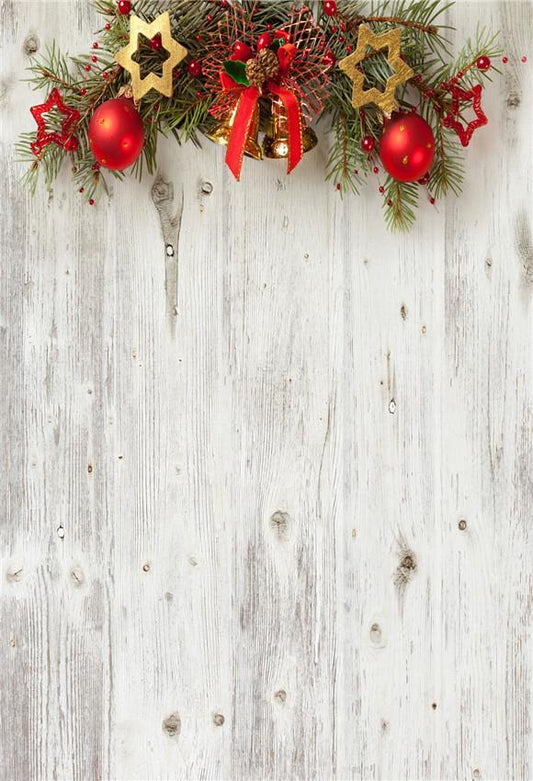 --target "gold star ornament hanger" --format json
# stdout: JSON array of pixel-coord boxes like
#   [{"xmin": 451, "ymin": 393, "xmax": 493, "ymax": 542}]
[
  {"xmin": 338, "ymin": 25, "xmax": 413, "ymax": 116},
  {"xmin": 115, "ymin": 12, "xmax": 188, "ymax": 102}
]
